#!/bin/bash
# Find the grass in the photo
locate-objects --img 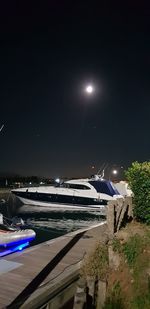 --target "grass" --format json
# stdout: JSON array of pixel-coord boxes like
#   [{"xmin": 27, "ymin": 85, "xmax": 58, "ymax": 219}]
[
  {"xmin": 106, "ymin": 224, "xmax": 150, "ymax": 308},
  {"xmin": 81, "ymin": 243, "xmax": 109, "ymax": 280},
  {"xmin": 81, "ymin": 222, "xmax": 150, "ymax": 308},
  {"xmin": 112, "ymin": 238, "xmax": 122, "ymax": 254},
  {"xmin": 131, "ymin": 292, "xmax": 150, "ymax": 309},
  {"xmin": 122, "ymin": 234, "xmax": 143, "ymax": 267},
  {"xmin": 103, "ymin": 281, "xmax": 125, "ymax": 309}
]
